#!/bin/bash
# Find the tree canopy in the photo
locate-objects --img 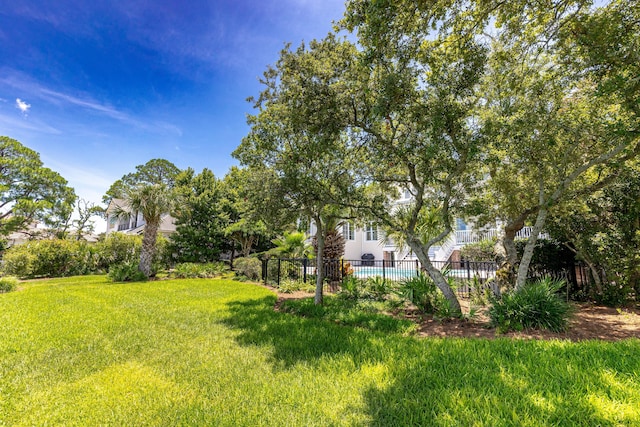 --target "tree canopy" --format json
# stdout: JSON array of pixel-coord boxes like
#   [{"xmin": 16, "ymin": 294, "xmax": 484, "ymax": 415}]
[
  {"xmin": 103, "ymin": 158, "xmax": 181, "ymax": 204},
  {"xmin": 0, "ymin": 136, "xmax": 76, "ymax": 238}
]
